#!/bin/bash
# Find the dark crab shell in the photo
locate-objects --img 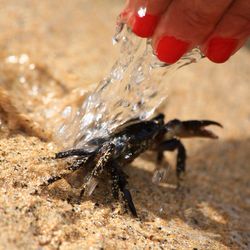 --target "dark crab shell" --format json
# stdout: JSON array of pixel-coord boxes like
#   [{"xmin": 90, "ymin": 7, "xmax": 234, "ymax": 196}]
[{"xmin": 45, "ymin": 113, "xmax": 222, "ymax": 216}]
